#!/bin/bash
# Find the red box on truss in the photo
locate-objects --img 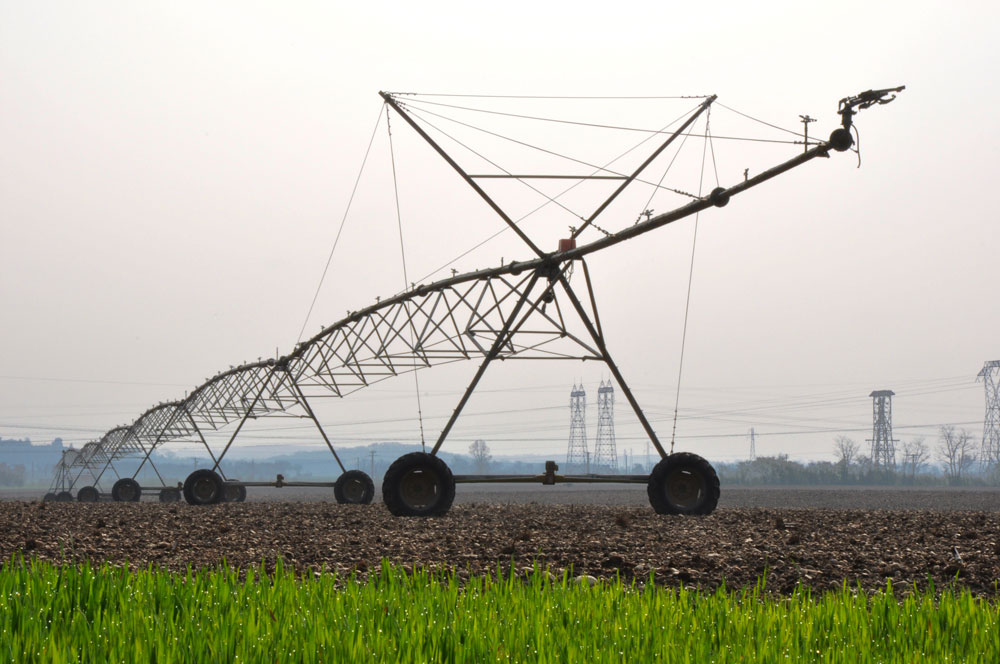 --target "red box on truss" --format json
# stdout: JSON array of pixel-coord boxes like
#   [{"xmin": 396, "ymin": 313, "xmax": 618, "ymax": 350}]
[{"xmin": 558, "ymin": 238, "xmax": 576, "ymax": 253}]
